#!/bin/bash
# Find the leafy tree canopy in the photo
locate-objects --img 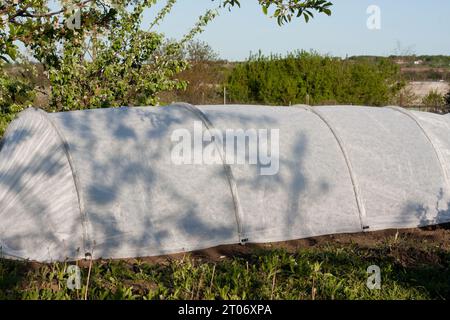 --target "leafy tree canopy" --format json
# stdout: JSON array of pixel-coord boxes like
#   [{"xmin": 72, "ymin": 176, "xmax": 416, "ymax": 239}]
[
  {"xmin": 0, "ymin": 0, "xmax": 333, "ymax": 62},
  {"xmin": 222, "ymin": 0, "xmax": 332, "ymax": 24},
  {"xmin": 0, "ymin": 0, "xmax": 333, "ymax": 134}
]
